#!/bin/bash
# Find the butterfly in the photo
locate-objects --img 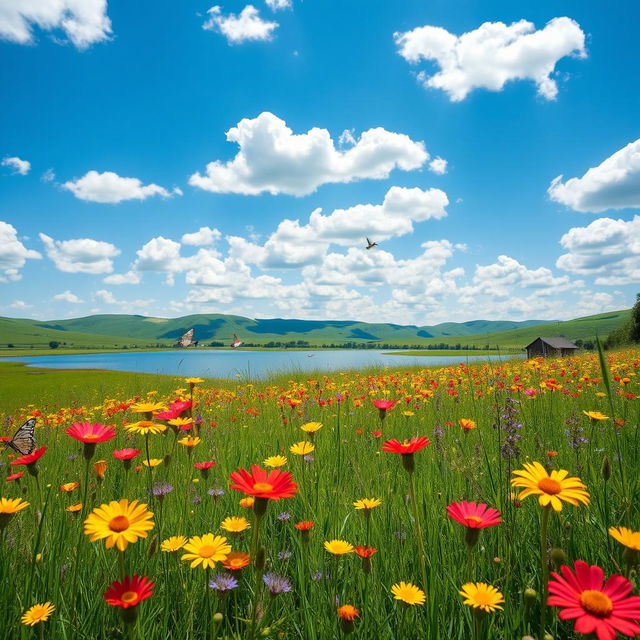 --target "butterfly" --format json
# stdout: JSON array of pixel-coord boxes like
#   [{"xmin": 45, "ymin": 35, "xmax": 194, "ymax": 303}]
[
  {"xmin": 177, "ymin": 328, "xmax": 198, "ymax": 348},
  {"xmin": 231, "ymin": 334, "xmax": 243, "ymax": 349},
  {"xmin": 365, "ymin": 237, "xmax": 378, "ymax": 250},
  {"xmin": 2, "ymin": 418, "xmax": 36, "ymax": 456}
]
